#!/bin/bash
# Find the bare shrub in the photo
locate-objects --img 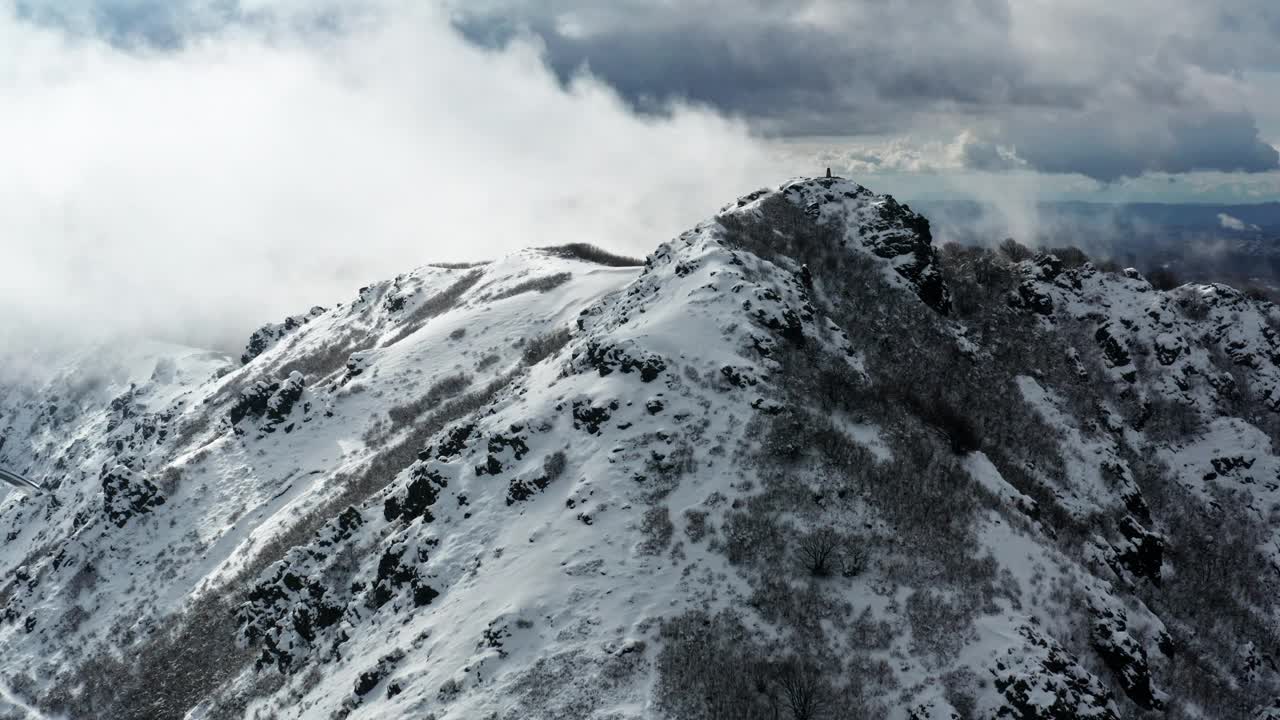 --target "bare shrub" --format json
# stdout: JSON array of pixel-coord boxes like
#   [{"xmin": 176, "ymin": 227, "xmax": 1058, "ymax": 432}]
[
  {"xmin": 542, "ymin": 451, "xmax": 567, "ymax": 482},
  {"xmin": 387, "ymin": 373, "xmax": 473, "ymax": 425},
  {"xmin": 639, "ymin": 506, "xmax": 675, "ymax": 556},
  {"xmin": 539, "ymin": 243, "xmax": 644, "ymax": 267},
  {"xmin": 384, "ymin": 270, "xmax": 485, "ymax": 347},
  {"xmin": 719, "ymin": 506, "xmax": 782, "ymax": 566},
  {"xmin": 798, "ymin": 527, "xmax": 841, "ymax": 577},
  {"xmin": 43, "ymin": 592, "xmax": 251, "ymax": 720},
  {"xmin": 683, "ymin": 509, "xmax": 711, "ymax": 543},
  {"xmin": 840, "ymin": 540, "xmax": 869, "ymax": 578},
  {"xmin": 522, "ymin": 327, "xmax": 572, "ymax": 366},
  {"xmin": 904, "ymin": 590, "xmax": 977, "ymax": 663},
  {"xmin": 1046, "ymin": 246, "xmax": 1090, "ymax": 268},
  {"xmin": 655, "ymin": 610, "xmax": 777, "ymax": 720},
  {"xmin": 997, "ymin": 237, "xmax": 1034, "ymax": 262},
  {"xmin": 240, "ymin": 371, "xmax": 519, "ymax": 582},
  {"xmin": 427, "ymin": 261, "xmax": 490, "ymax": 269},
  {"xmin": 775, "ymin": 656, "xmax": 828, "ymax": 720},
  {"xmin": 277, "ymin": 328, "xmax": 374, "ymax": 382},
  {"xmin": 490, "ymin": 272, "xmax": 572, "ymax": 301}
]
